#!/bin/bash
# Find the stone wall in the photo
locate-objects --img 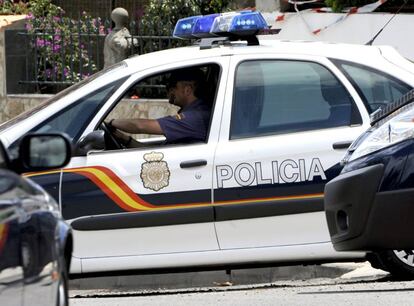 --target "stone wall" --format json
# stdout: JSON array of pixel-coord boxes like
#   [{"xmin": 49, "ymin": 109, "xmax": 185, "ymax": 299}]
[{"xmin": 0, "ymin": 94, "xmax": 52, "ymax": 123}]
